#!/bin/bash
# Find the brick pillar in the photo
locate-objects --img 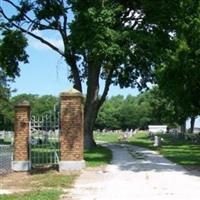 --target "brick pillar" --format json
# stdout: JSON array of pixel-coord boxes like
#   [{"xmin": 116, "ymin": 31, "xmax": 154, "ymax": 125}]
[
  {"xmin": 12, "ymin": 101, "xmax": 31, "ymax": 171},
  {"xmin": 59, "ymin": 88, "xmax": 85, "ymax": 171}
]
